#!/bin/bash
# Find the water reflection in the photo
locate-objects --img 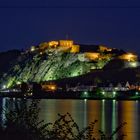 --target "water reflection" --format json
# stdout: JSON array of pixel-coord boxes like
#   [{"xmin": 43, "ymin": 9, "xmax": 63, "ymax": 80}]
[
  {"xmin": 84, "ymin": 99, "xmax": 87, "ymax": 128},
  {"xmin": 0, "ymin": 98, "xmax": 140, "ymax": 139},
  {"xmin": 112, "ymin": 100, "xmax": 117, "ymax": 140},
  {"xmin": 39, "ymin": 99, "xmax": 140, "ymax": 140},
  {"xmin": 101, "ymin": 99, "xmax": 105, "ymax": 132},
  {"xmin": 1, "ymin": 98, "xmax": 6, "ymax": 126},
  {"xmin": 118, "ymin": 101, "xmax": 139, "ymax": 140},
  {"xmin": 87, "ymin": 100, "xmax": 101, "ymax": 138}
]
